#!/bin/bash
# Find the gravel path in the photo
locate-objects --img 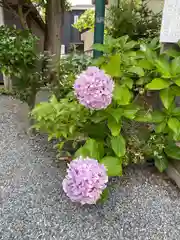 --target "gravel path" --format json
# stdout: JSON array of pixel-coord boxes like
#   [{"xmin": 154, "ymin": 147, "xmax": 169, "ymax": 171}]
[{"xmin": 1, "ymin": 96, "xmax": 180, "ymax": 240}]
